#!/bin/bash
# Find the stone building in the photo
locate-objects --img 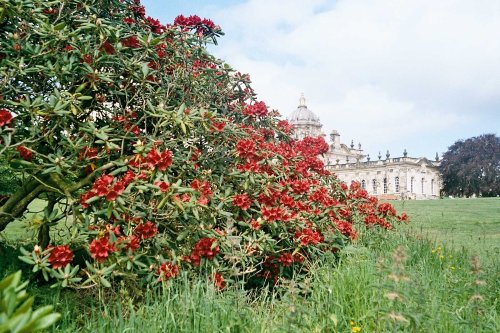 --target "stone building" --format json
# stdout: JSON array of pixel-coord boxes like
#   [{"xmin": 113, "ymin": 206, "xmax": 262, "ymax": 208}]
[{"xmin": 288, "ymin": 94, "xmax": 441, "ymax": 199}]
